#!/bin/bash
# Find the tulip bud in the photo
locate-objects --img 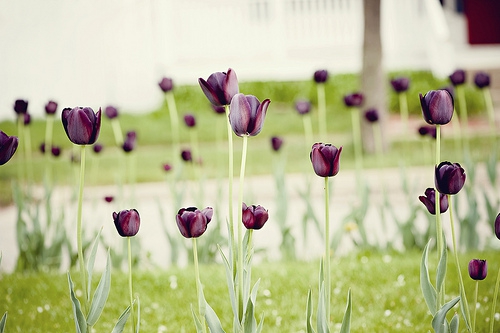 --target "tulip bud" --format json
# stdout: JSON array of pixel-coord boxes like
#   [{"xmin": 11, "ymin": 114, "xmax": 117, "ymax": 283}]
[
  {"xmin": 419, "ymin": 90, "xmax": 454, "ymax": 125},
  {"xmin": 104, "ymin": 196, "xmax": 114, "ymax": 203},
  {"xmin": 162, "ymin": 163, "xmax": 172, "ymax": 172},
  {"xmin": 183, "ymin": 114, "xmax": 196, "ymax": 127},
  {"xmin": 122, "ymin": 131, "xmax": 136, "ymax": 153},
  {"xmin": 494, "ymin": 213, "xmax": 500, "ymax": 240},
  {"xmin": 93, "ymin": 143, "xmax": 103, "ymax": 154},
  {"xmin": 229, "ymin": 93, "xmax": 270, "ymax": 137},
  {"xmin": 113, "ymin": 209, "xmax": 140, "ymax": 237},
  {"xmin": 14, "ymin": 99, "xmax": 28, "ymax": 115},
  {"xmin": 181, "ymin": 149, "xmax": 192, "ymax": 162},
  {"xmin": 242, "ymin": 203, "xmax": 269, "ymax": 230},
  {"xmin": 199, "ymin": 68, "xmax": 239, "ymax": 106},
  {"xmin": 271, "ymin": 136, "xmax": 283, "ymax": 152},
  {"xmin": 23, "ymin": 113, "xmax": 31, "ymax": 126},
  {"xmin": 310, "ymin": 143, "xmax": 342, "ymax": 177},
  {"xmin": 468, "ymin": 259, "xmax": 487, "ymax": 280},
  {"xmin": 295, "ymin": 99, "xmax": 312, "ymax": 115},
  {"xmin": 343, "ymin": 93, "xmax": 364, "ymax": 107},
  {"xmin": 474, "ymin": 71, "xmax": 490, "ymax": 89},
  {"xmin": 159, "ymin": 77, "xmax": 174, "ymax": 93},
  {"xmin": 45, "ymin": 100, "xmax": 58, "ymax": 115},
  {"xmin": 418, "ymin": 125, "xmax": 436, "ymax": 139},
  {"xmin": 0, "ymin": 131, "xmax": 19, "ymax": 165},
  {"xmin": 105, "ymin": 105, "xmax": 119, "ymax": 119},
  {"xmin": 51, "ymin": 146, "xmax": 61, "ymax": 157},
  {"xmin": 313, "ymin": 69, "xmax": 328, "ymax": 83},
  {"xmin": 176, "ymin": 207, "xmax": 213, "ymax": 238},
  {"xmin": 418, "ymin": 188, "xmax": 448, "ymax": 215},
  {"xmin": 449, "ymin": 69, "xmax": 466, "ymax": 86},
  {"xmin": 61, "ymin": 107, "xmax": 101, "ymax": 145},
  {"xmin": 390, "ymin": 77, "xmax": 410, "ymax": 93},
  {"xmin": 435, "ymin": 161, "xmax": 466, "ymax": 195},
  {"xmin": 364, "ymin": 108, "xmax": 379, "ymax": 123}
]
